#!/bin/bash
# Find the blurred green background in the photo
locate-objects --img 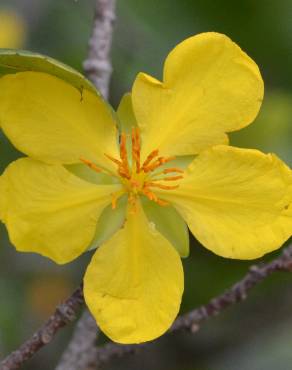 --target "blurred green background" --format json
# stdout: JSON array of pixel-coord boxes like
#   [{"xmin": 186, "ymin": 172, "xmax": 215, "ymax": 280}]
[{"xmin": 0, "ymin": 1, "xmax": 292, "ymax": 369}]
